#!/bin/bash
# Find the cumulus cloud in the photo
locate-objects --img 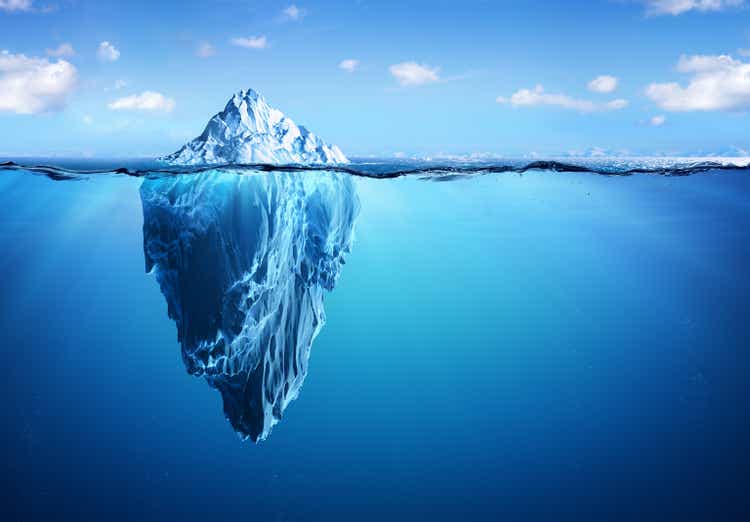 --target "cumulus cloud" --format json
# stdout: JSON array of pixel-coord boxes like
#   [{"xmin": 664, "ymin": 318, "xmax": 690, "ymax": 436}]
[
  {"xmin": 389, "ymin": 62, "xmax": 440, "ymax": 86},
  {"xmin": 45, "ymin": 42, "xmax": 75, "ymax": 58},
  {"xmin": 643, "ymin": 0, "xmax": 744, "ymax": 15},
  {"xmin": 231, "ymin": 36, "xmax": 268, "ymax": 49},
  {"xmin": 108, "ymin": 91, "xmax": 175, "ymax": 112},
  {"xmin": 588, "ymin": 75, "xmax": 618, "ymax": 93},
  {"xmin": 496, "ymin": 85, "xmax": 628, "ymax": 112},
  {"xmin": 282, "ymin": 4, "xmax": 306, "ymax": 20},
  {"xmin": 0, "ymin": 50, "xmax": 78, "ymax": 114},
  {"xmin": 196, "ymin": 41, "xmax": 216, "ymax": 58},
  {"xmin": 650, "ymin": 115, "xmax": 666, "ymax": 126},
  {"xmin": 645, "ymin": 54, "xmax": 750, "ymax": 111},
  {"xmin": 97, "ymin": 41, "xmax": 120, "ymax": 62},
  {"xmin": 0, "ymin": 0, "xmax": 32, "ymax": 12},
  {"xmin": 339, "ymin": 59, "xmax": 359, "ymax": 72}
]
